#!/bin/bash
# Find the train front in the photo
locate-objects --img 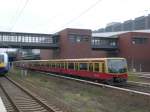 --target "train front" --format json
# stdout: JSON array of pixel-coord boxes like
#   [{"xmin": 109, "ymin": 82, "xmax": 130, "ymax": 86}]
[
  {"xmin": 0, "ymin": 53, "xmax": 8, "ymax": 74},
  {"xmin": 106, "ymin": 58, "xmax": 128, "ymax": 85}
]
